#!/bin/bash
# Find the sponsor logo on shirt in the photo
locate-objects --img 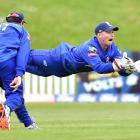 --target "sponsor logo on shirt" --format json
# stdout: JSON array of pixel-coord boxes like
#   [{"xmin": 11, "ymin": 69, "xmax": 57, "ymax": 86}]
[
  {"xmin": 43, "ymin": 60, "xmax": 48, "ymax": 67},
  {"xmin": 88, "ymin": 52, "xmax": 97, "ymax": 56},
  {"xmin": 106, "ymin": 57, "xmax": 110, "ymax": 63},
  {"xmin": 88, "ymin": 52, "xmax": 97, "ymax": 57},
  {"xmin": 27, "ymin": 32, "xmax": 31, "ymax": 40}
]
